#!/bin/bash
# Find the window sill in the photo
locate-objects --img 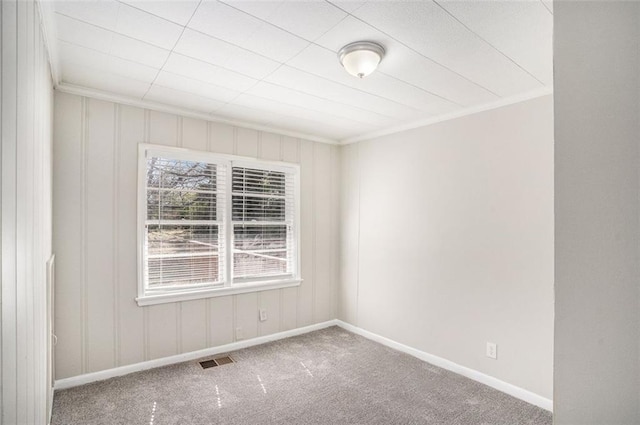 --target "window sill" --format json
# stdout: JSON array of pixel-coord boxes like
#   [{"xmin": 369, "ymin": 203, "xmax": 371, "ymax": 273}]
[{"xmin": 135, "ymin": 278, "xmax": 302, "ymax": 307}]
